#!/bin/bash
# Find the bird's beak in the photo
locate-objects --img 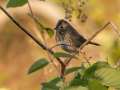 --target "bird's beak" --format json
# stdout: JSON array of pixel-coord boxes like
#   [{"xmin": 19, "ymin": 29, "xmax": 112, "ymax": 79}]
[{"xmin": 54, "ymin": 27, "xmax": 57, "ymax": 30}]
